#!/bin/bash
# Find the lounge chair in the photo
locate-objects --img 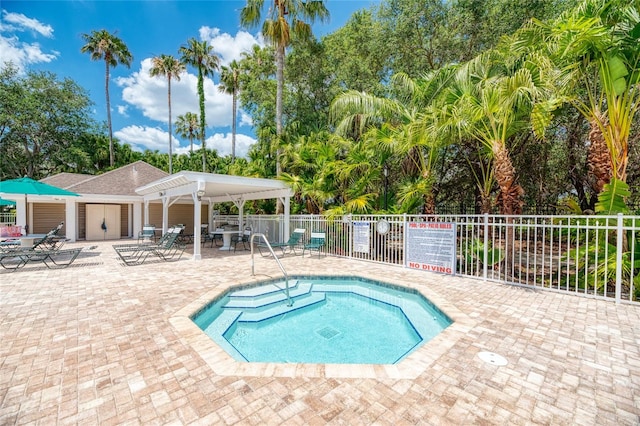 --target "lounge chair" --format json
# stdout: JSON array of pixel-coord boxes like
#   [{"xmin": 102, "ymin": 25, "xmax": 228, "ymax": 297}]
[
  {"xmin": 137, "ymin": 224, "xmax": 157, "ymax": 243},
  {"xmin": 257, "ymin": 228, "xmax": 306, "ymax": 257},
  {"xmin": 0, "ymin": 246, "xmax": 86, "ymax": 271},
  {"xmin": 0, "ymin": 221, "xmax": 66, "ymax": 253},
  {"xmin": 113, "ymin": 226, "xmax": 186, "ymax": 265},
  {"xmin": 302, "ymin": 232, "xmax": 326, "ymax": 257}
]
